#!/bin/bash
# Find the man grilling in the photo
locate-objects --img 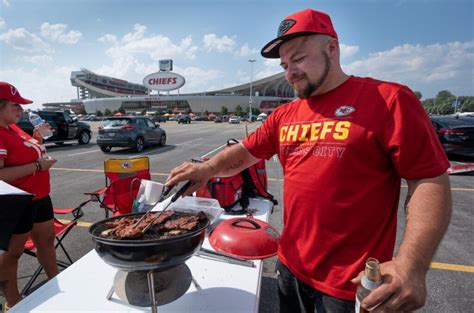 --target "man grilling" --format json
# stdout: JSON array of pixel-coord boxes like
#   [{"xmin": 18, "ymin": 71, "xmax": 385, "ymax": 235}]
[{"xmin": 166, "ymin": 8, "xmax": 452, "ymax": 312}]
